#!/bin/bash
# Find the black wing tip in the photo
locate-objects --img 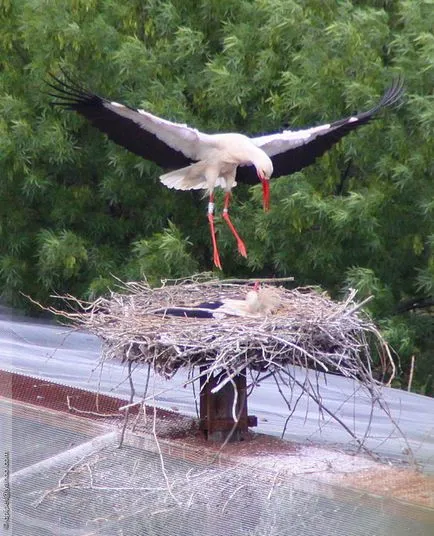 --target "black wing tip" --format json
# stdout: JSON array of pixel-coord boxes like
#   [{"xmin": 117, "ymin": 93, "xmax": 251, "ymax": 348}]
[
  {"xmin": 345, "ymin": 75, "xmax": 405, "ymax": 125},
  {"xmin": 380, "ymin": 74, "xmax": 405, "ymax": 107},
  {"xmin": 369, "ymin": 74, "xmax": 405, "ymax": 115},
  {"xmin": 45, "ymin": 68, "xmax": 99, "ymax": 107}
]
